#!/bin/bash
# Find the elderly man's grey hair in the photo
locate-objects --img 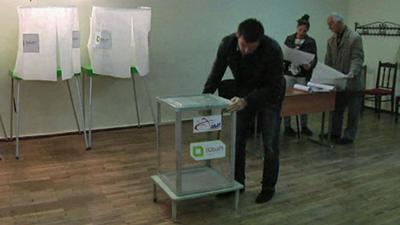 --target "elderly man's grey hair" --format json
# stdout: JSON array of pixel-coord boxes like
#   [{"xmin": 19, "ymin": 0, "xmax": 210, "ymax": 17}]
[{"xmin": 329, "ymin": 12, "xmax": 344, "ymax": 23}]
